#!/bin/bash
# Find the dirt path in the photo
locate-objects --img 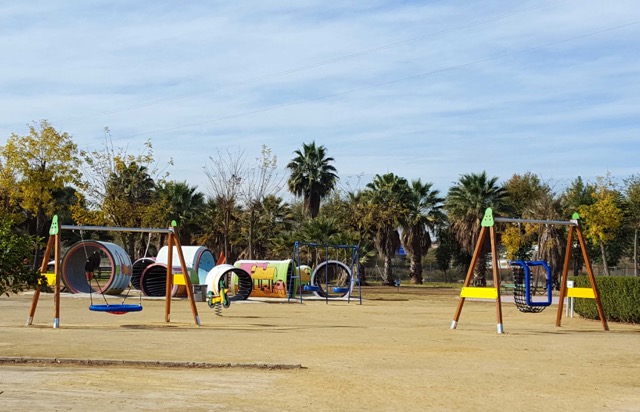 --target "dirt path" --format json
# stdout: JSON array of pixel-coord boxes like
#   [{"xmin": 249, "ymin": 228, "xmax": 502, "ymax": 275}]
[{"xmin": 1, "ymin": 287, "xmax": 639, "ymax": 411}]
